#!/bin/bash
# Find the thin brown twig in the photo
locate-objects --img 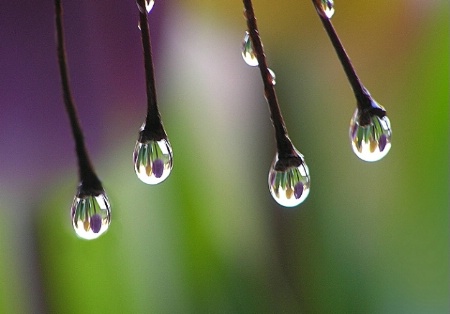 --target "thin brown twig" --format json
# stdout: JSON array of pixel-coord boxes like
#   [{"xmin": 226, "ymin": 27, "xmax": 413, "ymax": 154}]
[
  {"xmin": 243, "ymin": 0, "xmax": 298, "ymax": 160},
  {"xmin": 311, "ymin": 1, "xmax": 384, "ymax": 115},
  {"xmin": 54, "ymin": 0, "xmax": 102, "ymax": 192},
  {"xmin": 137, "ymin": 0, "xmax": 167, "ymax": 141}
]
